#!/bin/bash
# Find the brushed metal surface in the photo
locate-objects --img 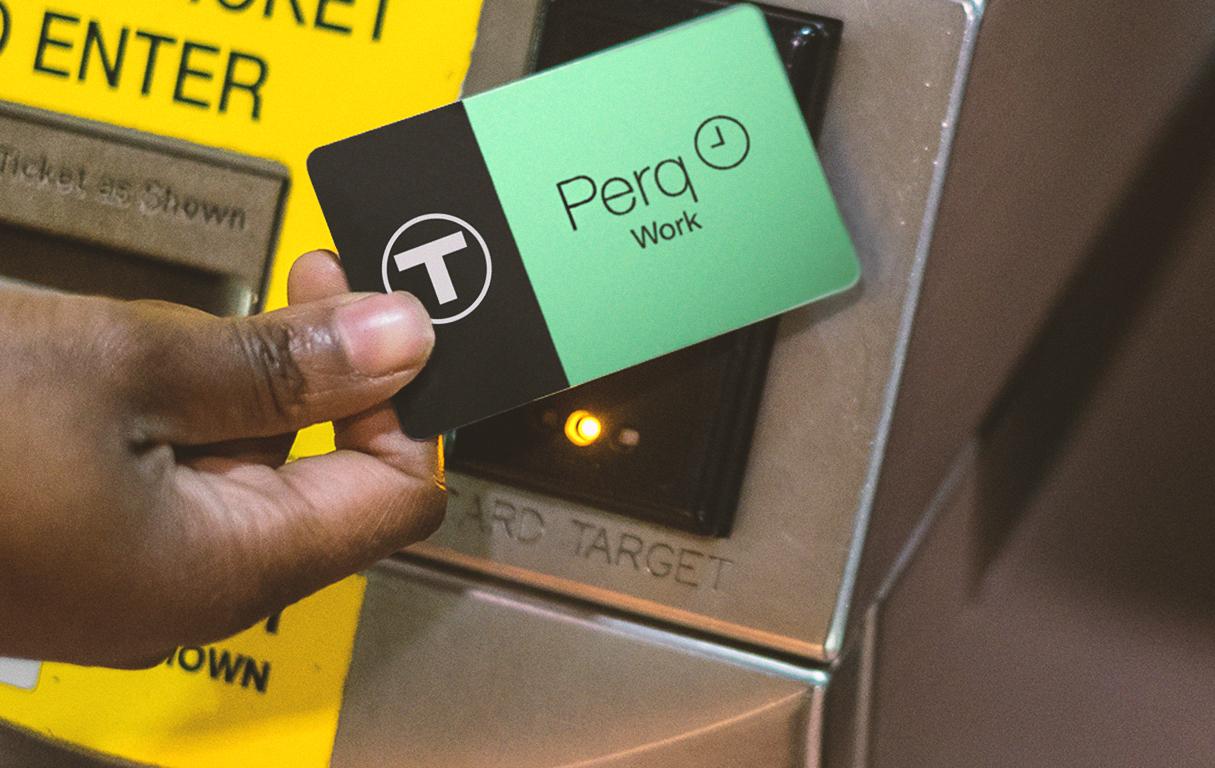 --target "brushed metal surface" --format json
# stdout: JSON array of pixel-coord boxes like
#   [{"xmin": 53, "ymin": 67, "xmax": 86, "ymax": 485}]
[
  {"xmin": 863, "ymin": 28, "xmax": 1215, "ymax": 764},
  {"xmin": 331, "ymin": 559, "xmax": 826, "ymax": 768},
  {"xmin": 0, "ymin": 101, "xmax": 286, "ymax": 311},
  {"xmin": 849, "ymin": 0, "xmax": 1215, "ymax": 655},
  {"xmin": 420, "ymin": 0, "xmax": 982, "ymax": 662},
  {"xmin": 0, "ymin": 558, "xmax": 826, "ymax": 768}
]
